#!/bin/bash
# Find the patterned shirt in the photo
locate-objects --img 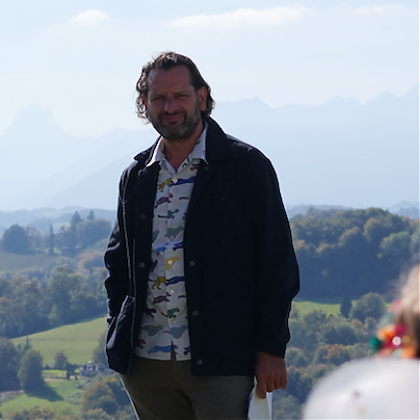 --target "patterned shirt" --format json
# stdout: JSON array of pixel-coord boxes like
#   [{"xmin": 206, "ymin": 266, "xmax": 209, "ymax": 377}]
[{"xmin": 135, "ymin": 125, "xmax": 207, "ymax": 361}]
